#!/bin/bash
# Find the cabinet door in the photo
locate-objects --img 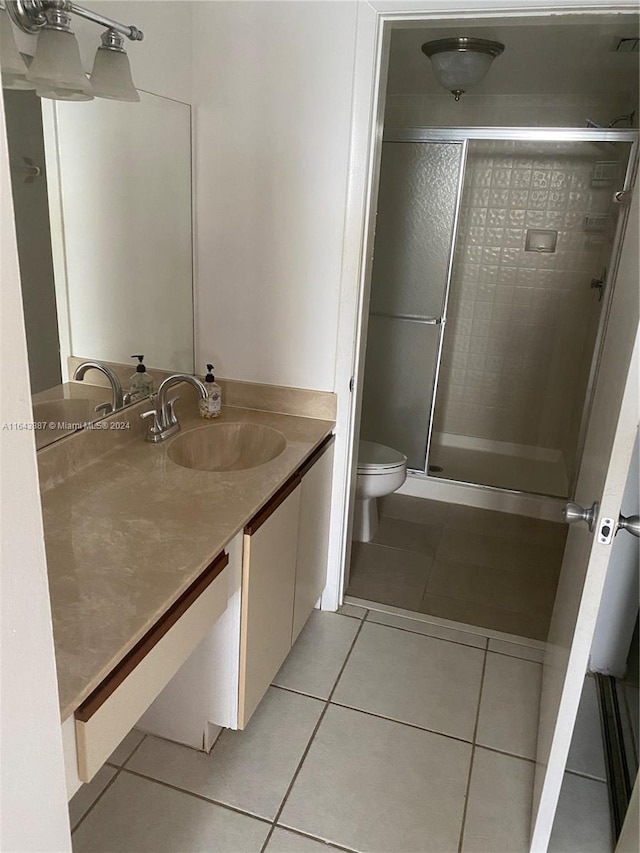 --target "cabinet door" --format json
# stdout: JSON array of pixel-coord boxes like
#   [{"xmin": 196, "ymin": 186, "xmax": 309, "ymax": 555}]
[
  {"xmin": 238, "ymin": 481, "xmax": 301, "ymax": 728},
  {"xmin": 292, "ymin": 439, "xmax": 335, "ymax": 641}
]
